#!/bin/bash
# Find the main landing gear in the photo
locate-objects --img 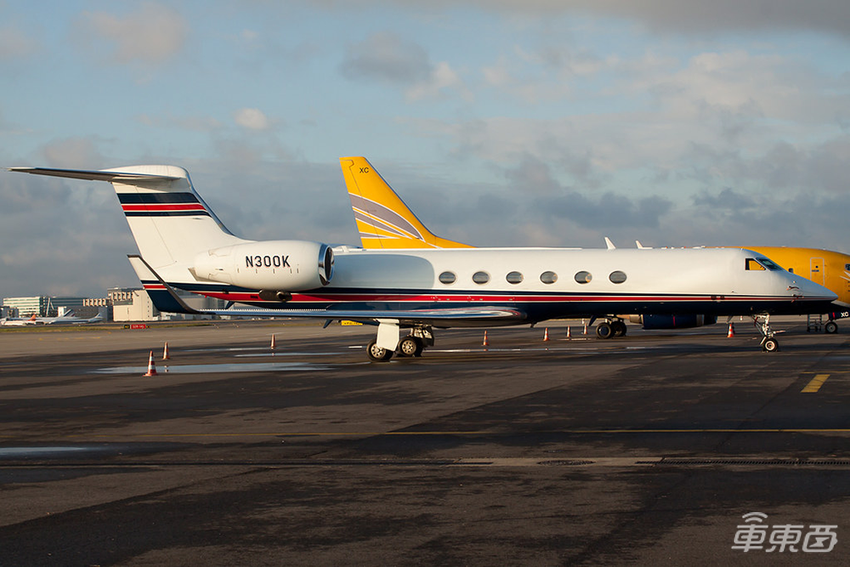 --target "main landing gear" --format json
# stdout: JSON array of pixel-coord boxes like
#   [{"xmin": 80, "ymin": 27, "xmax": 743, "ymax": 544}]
[
  {"xmin": 367, "ymin": 326, "xmax": 434, "ymax": 362},
  {"xmin": 753, "ymin": 314, "xmax": 780, "ymax": 352},
  {"xmin": 595, "ymin": 318, "xmax": 627, "ymax": 339}
]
